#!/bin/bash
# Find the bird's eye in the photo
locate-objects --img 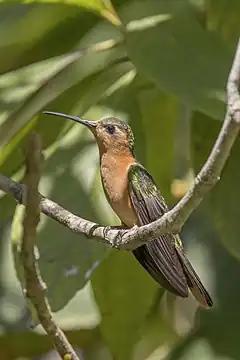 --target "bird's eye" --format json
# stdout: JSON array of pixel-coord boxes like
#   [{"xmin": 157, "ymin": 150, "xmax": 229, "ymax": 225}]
[{"xmin": 105, "ymin": 125, "xmax": 115, "ymax": 135}]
